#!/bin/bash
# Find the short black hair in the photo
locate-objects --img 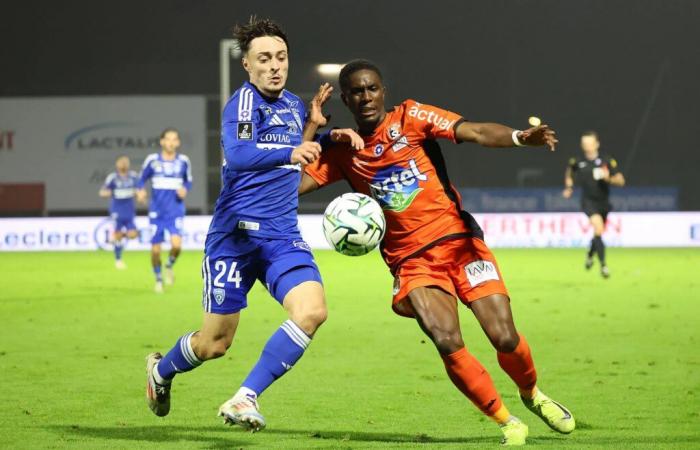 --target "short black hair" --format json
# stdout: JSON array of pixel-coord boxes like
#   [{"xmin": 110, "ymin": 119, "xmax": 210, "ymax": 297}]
[
  {"xmin": 160, "ymin": 127, "xmax": 179, "ymax": 139},
  {"xmin": 582, "ymin": 130, "xmax": 599, "ymax": 140},
  {"xmin": 339, "ymin": 59, "xmax": 383, "ymax": 92},
  {"xmin": 233, "ymin": 16, "xmax": 289, "ymax": 54}
]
